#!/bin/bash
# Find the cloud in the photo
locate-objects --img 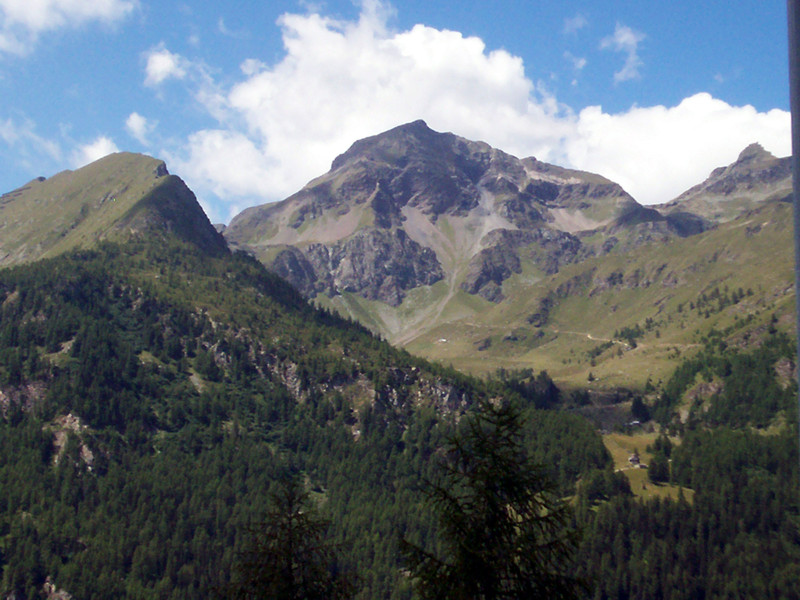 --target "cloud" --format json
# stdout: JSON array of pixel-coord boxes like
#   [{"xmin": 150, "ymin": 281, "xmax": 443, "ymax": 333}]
[
  {"xmin": 0, "ymin": 0, "xmax": 136, "ymax": 54},
  {"xmin": 564, "ymin": 51, "xmax": 586, "ymax": 71},
  {"xmin": 167, "ymin": 2, "xmax": 571, "ymax": 222},
  {"xmin": 600, "ymin": 23, "xmax": 645, "ymax": 83},
  {"xmin": 563, "ymin": 14, "xmax": 588, "ymax": 34},
  {"xmin": 125, "ymin": 112, "xmax": 153, "ymax": 145},
  {"xmin": 566, "ymin": 93, "xmax": 791, "ymax": 204},
  {"xmin": 0, "ymin": 116, "xmax": 61, "ymax": 161},
  {"xmin": 218, "ymin": 17, "xmax": 248, "ymax": 39},
  {"xmin": 169, "ymin": 129, "xmax": 275, "ymax": 197},
  {"xmin": 142, "ymin": 43, "xmax": 224, "ymax": 121},
  {"xmin": 144, "ymin": 44, "xmax": 188, "ymax": 86},
  {"xmin": 71, "ymin": 135, "xmax": 118, "ymax": 168},
  {"xmin": 156, "ymin": 2, "xmax": 789, "ymax": 223}
]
